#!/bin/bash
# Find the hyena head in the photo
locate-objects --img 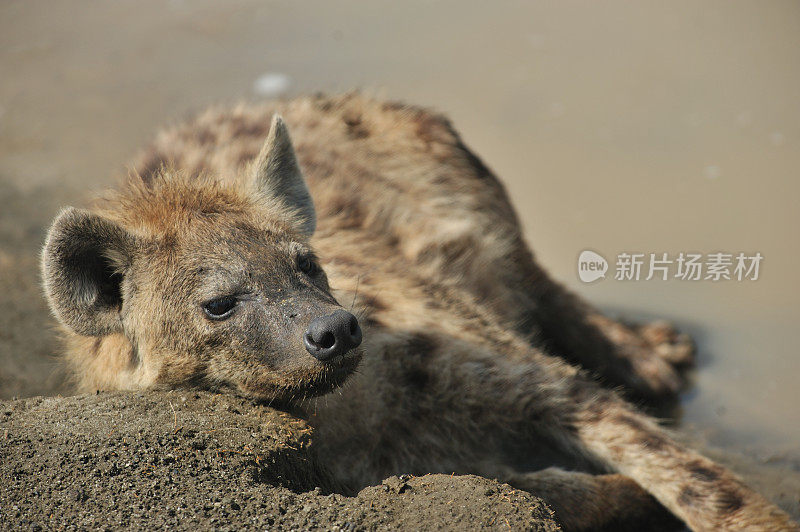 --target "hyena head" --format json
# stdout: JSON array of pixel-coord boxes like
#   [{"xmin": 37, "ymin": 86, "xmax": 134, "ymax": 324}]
[{"xmin": 41, "ymin": 115, "xmax": 363, "ymax": 403}]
